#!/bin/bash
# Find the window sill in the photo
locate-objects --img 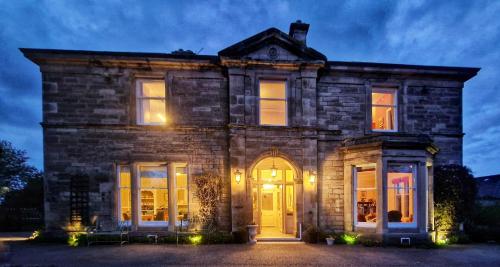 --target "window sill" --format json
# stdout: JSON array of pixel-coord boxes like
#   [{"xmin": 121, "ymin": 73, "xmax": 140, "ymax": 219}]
[{"xmin": 388, "ymin": 223, "xmax": 417, "ymax": 229}]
